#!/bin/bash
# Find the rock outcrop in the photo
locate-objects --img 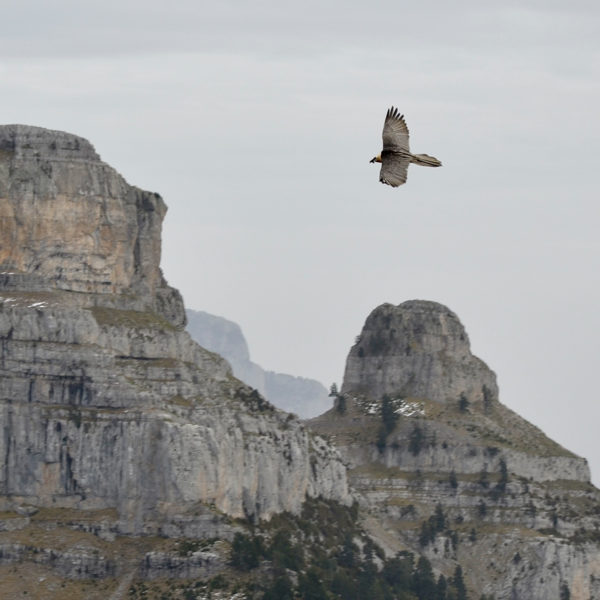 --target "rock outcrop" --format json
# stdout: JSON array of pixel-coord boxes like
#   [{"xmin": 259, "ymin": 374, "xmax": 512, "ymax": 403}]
[
  {"xmin": 311, "ymin": 300, "xmax": 600, "ymax": 600},
  {"xmin": 0, "ymin": 124, "xmax": 184, "ymax": 327},
  {"xmin": 342, "ymin": 300, "xmax": 498, "ymax": 406},
  {"xmin": 186, "ymin": 309, "xmax": 331, "ymax": 418},
  {"xmin": 4, "ymin": 124, "xmax": 599, "ymax": 599},
  {"xmin": 0, "ymin": 125, "xmax": 350, "ymax": 544}
]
